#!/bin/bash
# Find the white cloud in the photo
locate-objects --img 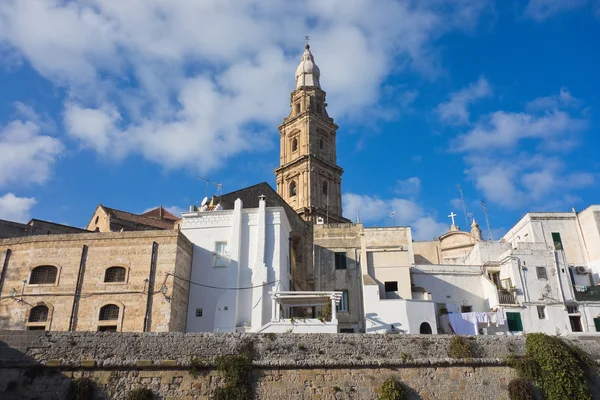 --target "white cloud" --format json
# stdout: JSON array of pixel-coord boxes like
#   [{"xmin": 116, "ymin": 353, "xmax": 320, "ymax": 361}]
[
  {"xmin": 0, "ymin": 193, "xmax": 36, "ymax": 222},
  {"xmin": 0, "ymin": 0, "xmax": 491, "ymax": 173},
  {"xmin": 524, "ymin": 0, "xmax": 588, "ymax": 21},
  {"xmin": 452, "ymin": 109, "xmax": 586, "ymax": 152},
  {"xmin": 342, "ymin": 192, "xmax": 447, "ymax": 240},
  {"xmin": 395, "ymin": 177, "xmax": 421, "ymax": 196},
  {"xmin": 450, "ymin": 87, "xmax": 595, "ymax": 210},
  {"xmin": 437, "ymin": 77, "xmax": 491, "ymax": 125},
  {"xmin": 0, "ymin": 117, "xmax": 64, "ymax": 187}
]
